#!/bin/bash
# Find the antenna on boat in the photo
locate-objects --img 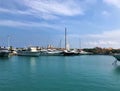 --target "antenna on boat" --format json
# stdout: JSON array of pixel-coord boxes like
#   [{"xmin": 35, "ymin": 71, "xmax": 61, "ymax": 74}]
[
  {"xmin": 79, "ymin": 38, "xmax": 81, "ymax": 50},
  {"xmin": 59, "ymin": 39, "xmax": 62, "ymax": 49},
  {"xmin": 65, "ymin": 27, "xmax": 67, "ymax": 50},
  {"xmin": 7, "ymin": 35, "xmax": 10, "ymax": 48}
]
